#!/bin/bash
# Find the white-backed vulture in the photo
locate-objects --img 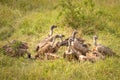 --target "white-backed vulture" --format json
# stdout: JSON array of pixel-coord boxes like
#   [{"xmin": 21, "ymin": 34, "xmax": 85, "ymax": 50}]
[
  {"xmin": 35, "ymin": 25, "xmax": 57, "ymax": 52},
  {"xmin": 59, "ymin": 30, "xmax": 85, "ymax": 46},
  {"xmin": 69, "ymin": 30, "xmax": 91, "ymax": 56},
  {"xmin": 35, "ymin": 34, "xmax": 65, "ymax": 59},
  {"xmin": 1, "ymin": 40, "xmax": 31, "ymax": 58},
  {"xmin": 93, "ymin": 35, "xmax": 115, "ymax": 56},
  {"xmin": 63, "ymin": 38, "xmax": 79, "ymax": 61},
  {"xmin": 63, "ymin": 30, "xmax": 91, "ymax": 61},
  {"xmin": 86, "ymin": 50, "xmax": 105, "ymax": 63}
]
